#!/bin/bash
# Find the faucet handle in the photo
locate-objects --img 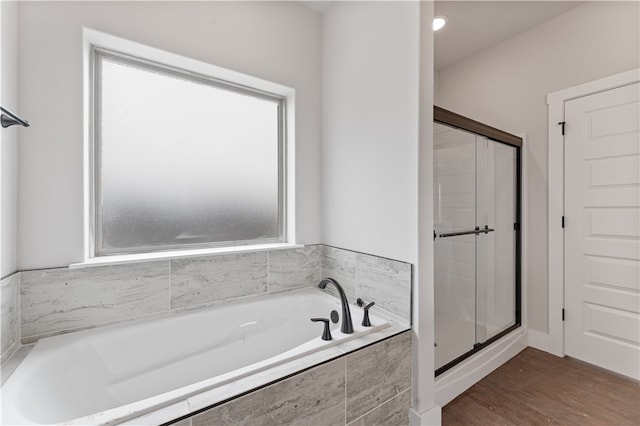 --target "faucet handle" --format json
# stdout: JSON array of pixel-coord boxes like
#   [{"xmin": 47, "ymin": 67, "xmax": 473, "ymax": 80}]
[
  {"xmin": 361, "ymin": 301, "xmax": 375, "ymax": 327},
  {"xmin": 311, "ymin": 318, "xmax": 332, "ymax": 341}
]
